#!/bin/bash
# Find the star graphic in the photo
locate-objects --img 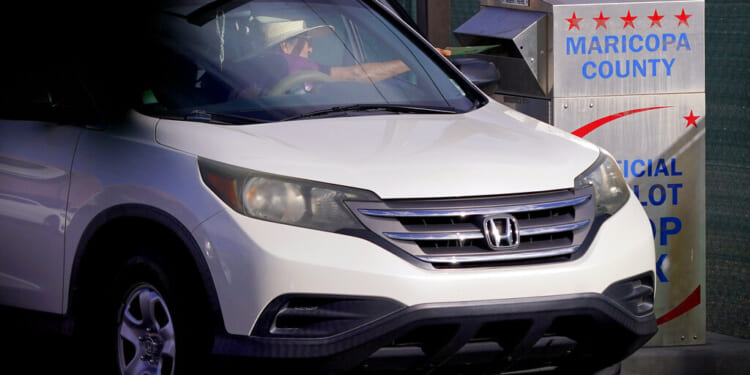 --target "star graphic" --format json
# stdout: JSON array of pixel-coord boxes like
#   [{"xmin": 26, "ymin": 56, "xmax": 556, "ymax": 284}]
[
  {"xmin": 676, "ymin": 8, "xmax": 692, "ymax": 27},
  {"xmin": 621, "ymin": 10, "xmax": 637, "ymax": 29},
  {"xmin": 567, "ymin": 12, "xmax": 583, "ymax": 30},
  {"xmin": 684, "ymin": 110, "xmax": 700, "ymax": 127},
  {"xmin": 593, "ymin": 11, "xmax": 610, "ymax": 29},
  {"xmin": 648, "ymin": 9, "xmax": 664, "ymax": 27}
]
